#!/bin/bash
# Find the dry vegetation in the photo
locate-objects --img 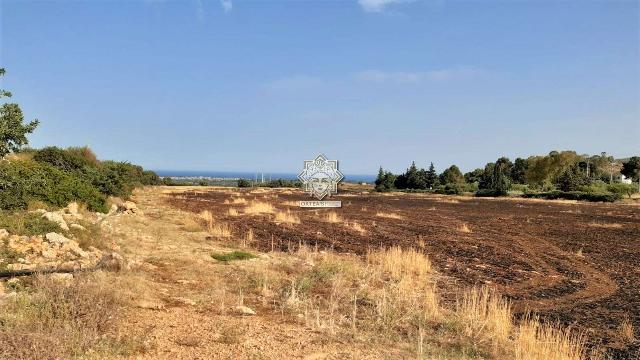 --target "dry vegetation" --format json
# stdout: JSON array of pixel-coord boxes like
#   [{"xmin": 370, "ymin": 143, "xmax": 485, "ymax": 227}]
[
  {"xmin": 274, "ymin": 209, "xmax": 300, "ymax": 224},
  {"xmin": 0, "ymin": 272, "xmax": 146, "ymax": 359},
  {"xmin": 244, "ymin": 201, "xmax": 275, "ymax": 215},
  {"xmin": 375, "ymin": 212, "xmax": 404, "ymax": 220}
]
